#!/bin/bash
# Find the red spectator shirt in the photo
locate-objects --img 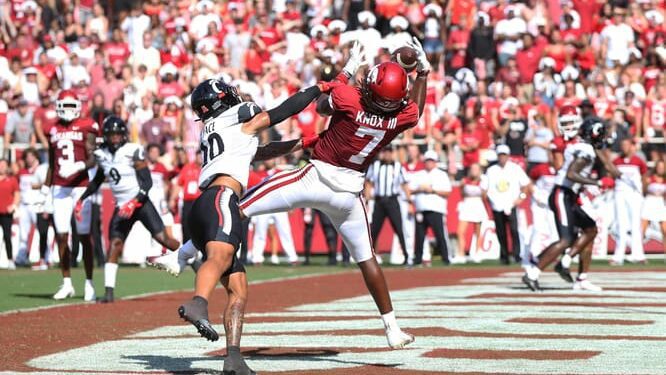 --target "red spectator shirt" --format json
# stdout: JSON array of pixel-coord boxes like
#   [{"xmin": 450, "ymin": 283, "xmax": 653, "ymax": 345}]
[
  {"xmin": 460, "ymin": 129, "xmax": 483, "ymax": 168},
  {"xmin": 645, "ymin": 99, "xmax": 666, "ymax": 131},
  {"xmin": 105, "ymin": 41, "xmax": 131, "ymax": 67},
  {"xmin": 0, "ymin": 175, "xmax": 18, "ymax": 214},
  {"xmin": 515, "ymin": 45, "xmax": 543, "ymax": 84},
  {"xmin": 312, "ymin": 84, "xmax": 419, "ymax": 173},
  {"xmin": 555, "ymin": 96, "xmax": 582, "ymax": 111},
  {"xmin": 572, "ymin": 0, "xmax": 603, "ymax": 34},
  {"xmin": 294, "ymin": 102, "xmax": 319, "ymax": 138},
  {"xmin": 177, "ymin": 162, "xmax": 202, "ymax": 202},
  {"xmin": 592, "ymin": 97, "xmax": 617, "ymax": 120},
  {"xmin": 49, "ymin": 118, "xmax": 99, "ymax": 187},
  {"xmin": 476, "ymin": 114, "xmax": 494, "ymax": 149},
  {"xmin": 158, "ymin": 82, "xmax": 185, "ymax": 100}
]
